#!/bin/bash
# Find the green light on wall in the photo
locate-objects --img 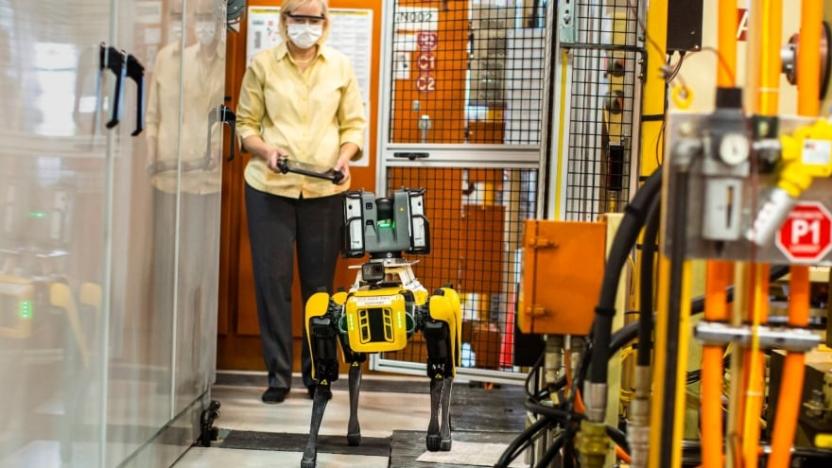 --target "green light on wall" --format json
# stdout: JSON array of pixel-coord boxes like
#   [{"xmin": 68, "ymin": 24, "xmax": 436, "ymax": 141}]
[
  {"xmin": 29, "ymin": 211, "xmax": 48, "ymax": 219},
  {"xmin": 19, "ymin": 300, "xmax": 33, "ymax": 319}
]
